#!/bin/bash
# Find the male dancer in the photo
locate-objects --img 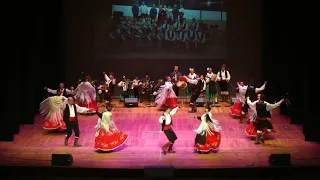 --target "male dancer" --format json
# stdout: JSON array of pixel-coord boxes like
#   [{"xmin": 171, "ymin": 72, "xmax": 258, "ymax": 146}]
[
  {"xmin": 169, "ymin": 65, "xmax": 182, "ymax": 96},
  {"xmin": 237, "ymin": 81, "xmax": 267, "ymax": 116},
  {"xmin": 45, "ymin": 82, "xmax": 73, "ymax": 96},
  {"xmin": 217, "ymin": 64, "xmax": 231, "ymax": 102},
  {"xmin": 62, "ymin": 96, "xmax": 93, "ymax": 147},
  {"xmin": 185, "ymin": 74, "xmax": 206, "ymax": 113},
  {"xmin": 247, "ymin": 94, "xmax": 284, "ymax": 144},
  {"xmin": 103, "ymin": 72, "xmax": 116, "ymax": 105},
  {"xmin": 159, "ymin": 106, "xmax": 180, "ymax": 154}
]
